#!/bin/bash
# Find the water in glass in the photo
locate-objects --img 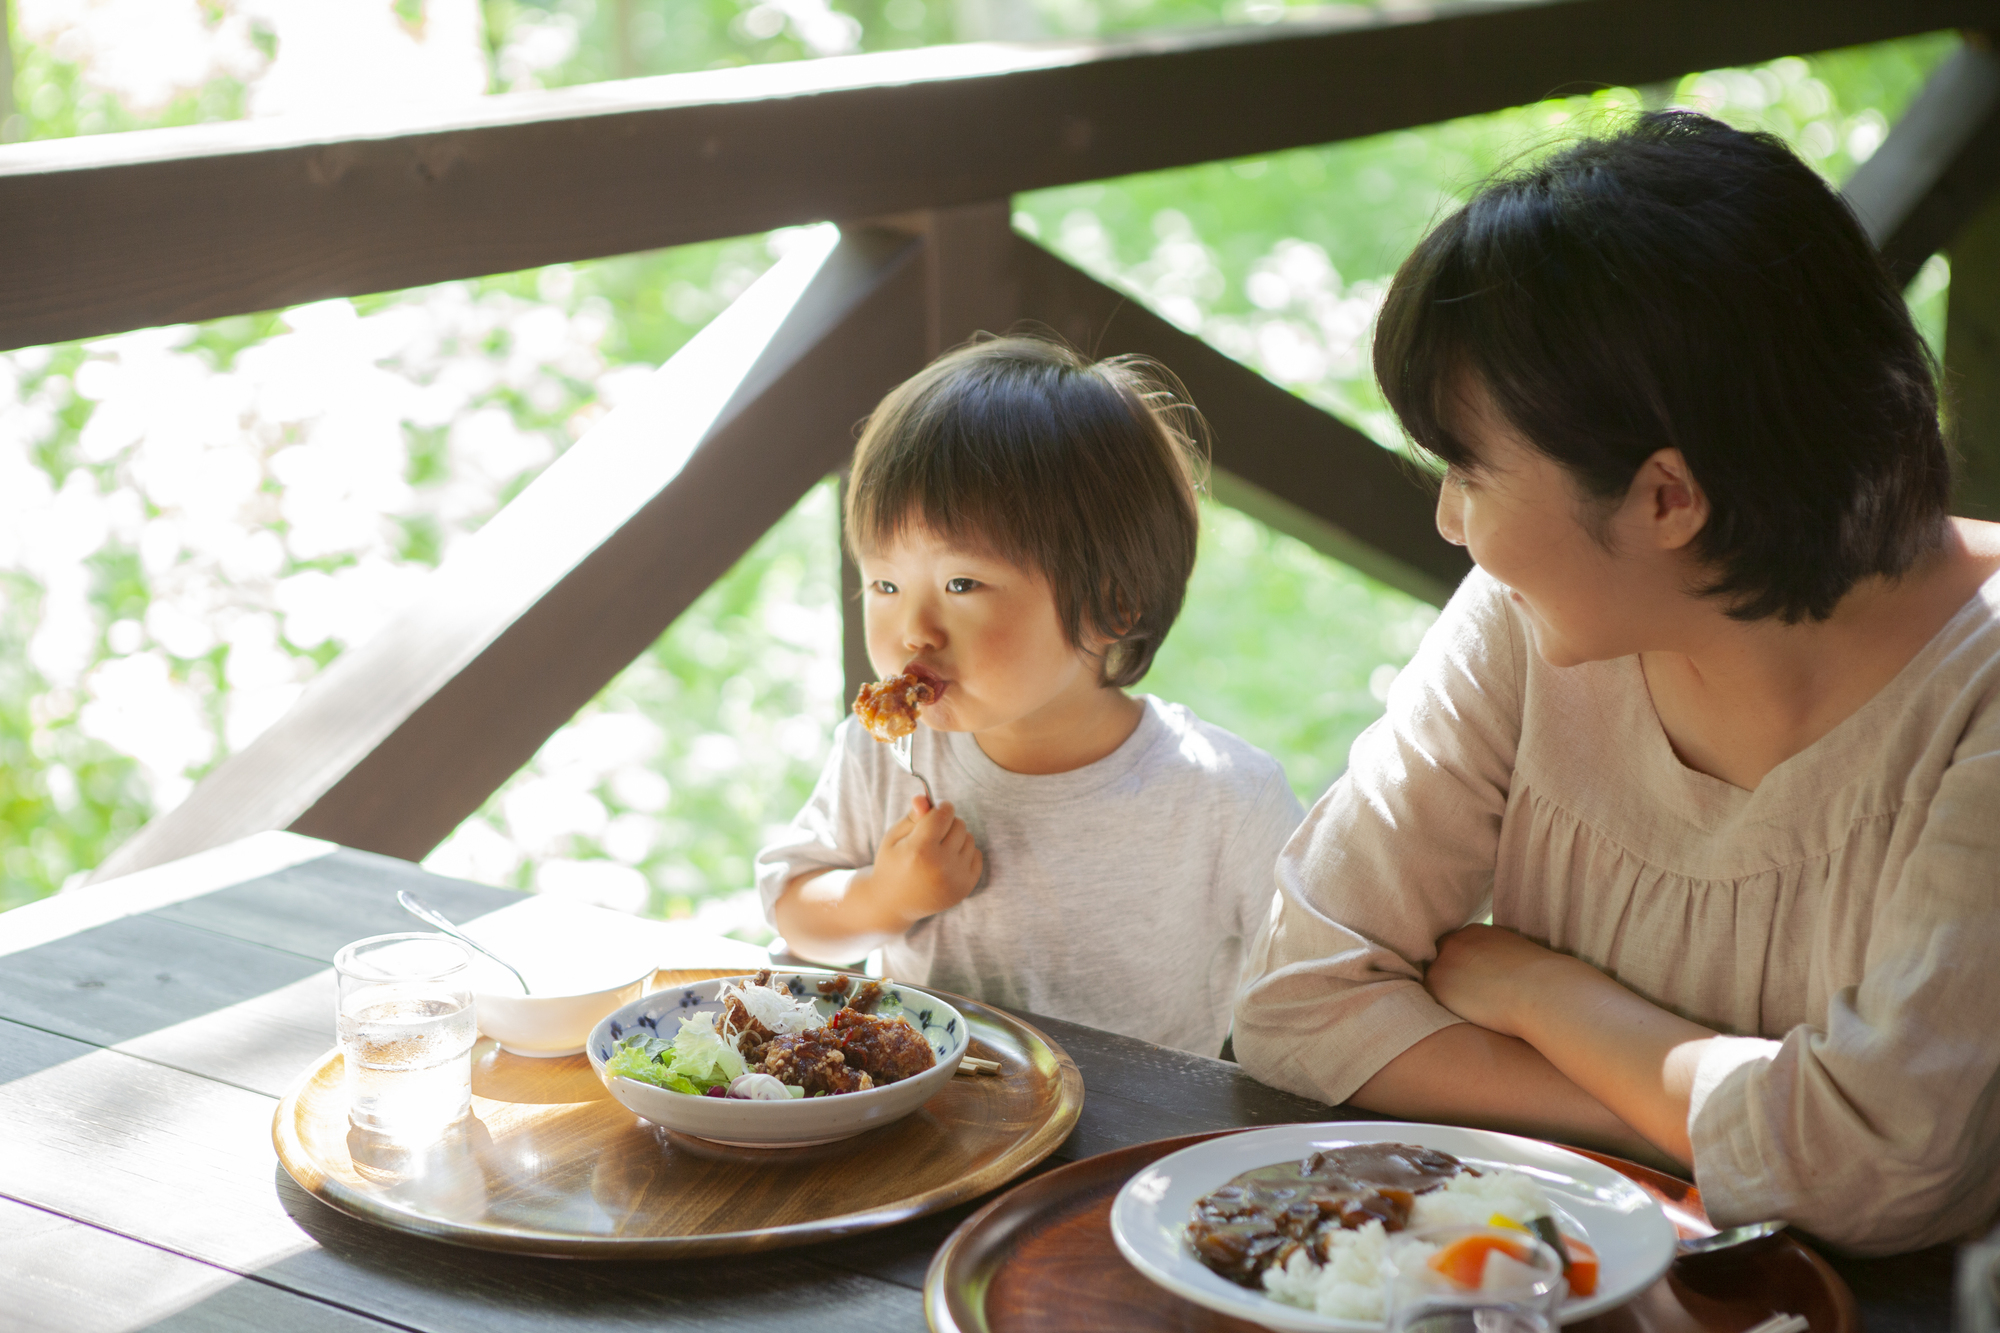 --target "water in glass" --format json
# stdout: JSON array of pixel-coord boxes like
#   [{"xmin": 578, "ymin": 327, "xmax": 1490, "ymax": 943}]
[{"xmin": 334, "ymin": 933, "xmax": 475, "ymax": 1137}]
